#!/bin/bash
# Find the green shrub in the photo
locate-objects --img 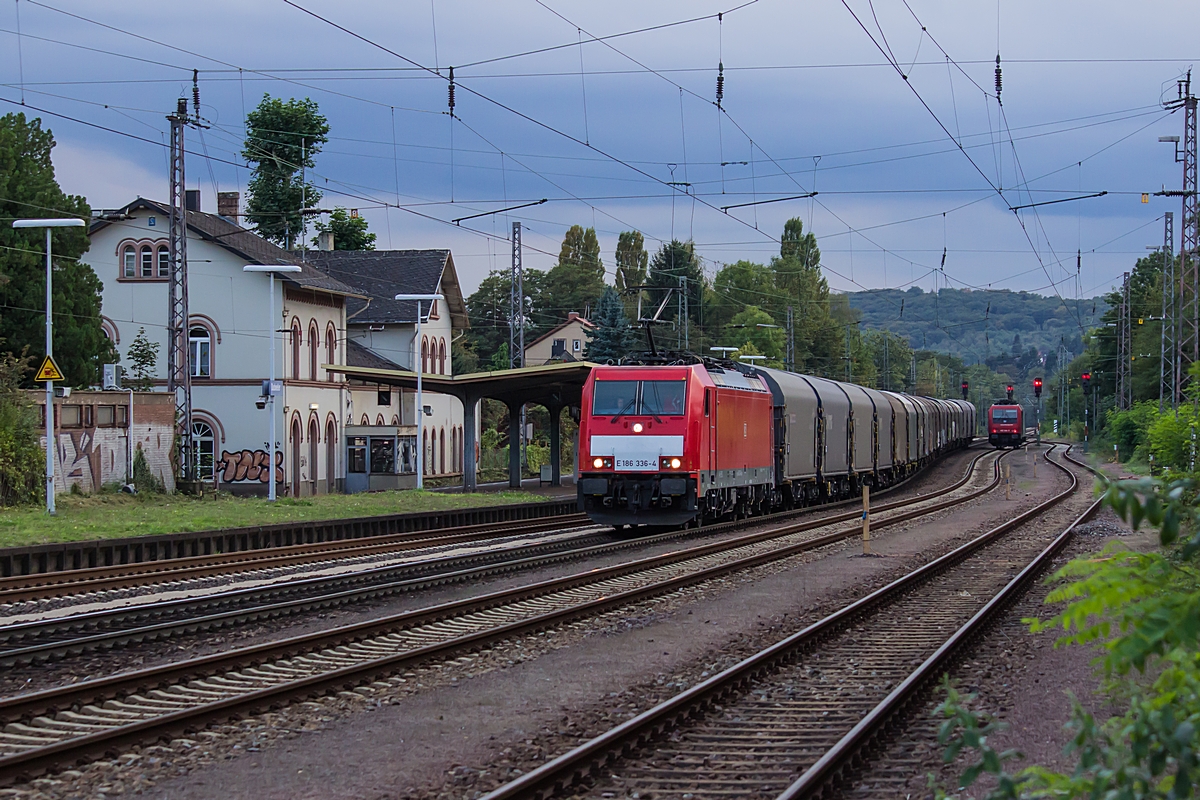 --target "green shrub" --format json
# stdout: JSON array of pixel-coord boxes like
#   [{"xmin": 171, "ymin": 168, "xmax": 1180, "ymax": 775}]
[
  {"xmin": 0, "ymin": 348, "xmax": 43, "ymax": 506},
  {"xmin": 132, "ymin": 443, "xmax": 162, "ymax": 494}
]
